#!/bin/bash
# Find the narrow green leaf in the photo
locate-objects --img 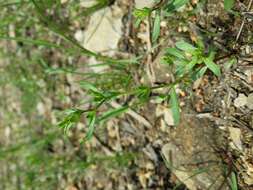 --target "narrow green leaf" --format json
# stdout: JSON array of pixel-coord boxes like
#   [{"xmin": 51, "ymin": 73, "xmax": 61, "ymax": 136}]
[
  {"xmin": 230, "ymin": 172, "xmax": 238, "ymax": 190},
  {"xmin": 133, "ymin": 7, "xmax": 151, "ymax": 20},
  {"xmin": 166, "ymin": 48, "xmax": 185, "ymax": 59},
  {"xmin": 79, "ymin": 81, "xmax": 100, "ymax": 93},
  {"xmin": 85, "ymin": 111, "xmax": 97, "ymax": 140},
  {"xmin": 185, "ymin": 56, "xmax": 198, "ymax": 71},
  {"xmin": 175, "ymin": 59, "xmax": 189, "ymax": 77},
  {"xmin": 224, "ymin": 0, "xmax": 235, "ymax": 11},
  {"xmin": 58, "ymin": 109, "xmax": 84, "ymax": 133},
  {"xmin": 196, "ymin": 38, "xmax": 205, "ymax": 50},
  {"xmin": 99, "ymin": 106, "xmax": 128, "ymax": 123},
  {"xmin": 204, "ymin": 58, "xmax": 221, "ymax": 77},
  {"xmin": 176, "ymin": 40, "xmax": 196, "ymax": 52},
  {"xmin": 169, "ymin": 87, "xmax": 180, "ymax": 125},
  {"xmin": 196, "ymin": 66, "xmax": 208, "ymax": 78},
  {"xmin": 152, "ymin": 10, "xmax": 161, "ymax": 43},
  {"xmin": 166, "ymin": 0, "xmax": 189, "ymax": 12},
  {"xmin": 134, "ymin": 18, "xmax": 142, "ymax": 28},
  {"xmin": 136, "ymin": 86, "xmax": 151, "ymax": 102},
  {"xmin": 0, "ymin": 36, "xmax": 92, "ymax": 56},
  {"xmin": 0, "ymin": 0, "xmax": 28, "ymax": 7}
]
